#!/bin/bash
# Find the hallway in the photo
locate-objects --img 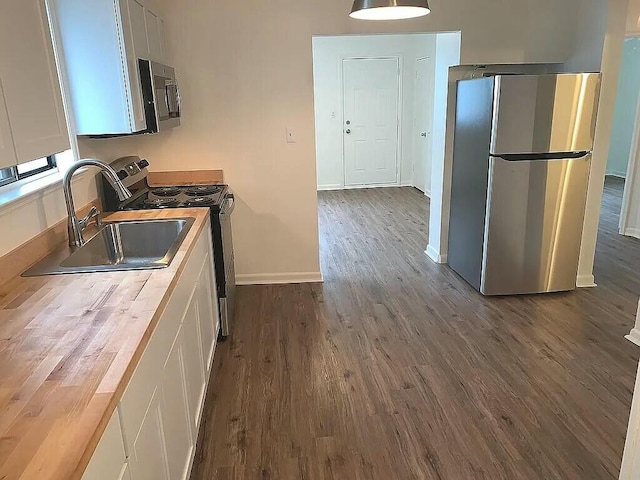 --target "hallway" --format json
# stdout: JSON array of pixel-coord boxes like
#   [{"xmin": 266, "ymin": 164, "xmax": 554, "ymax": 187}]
[{"xmin": 191, "ymin": 186, "xmax": 639, "ymax": 479}]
